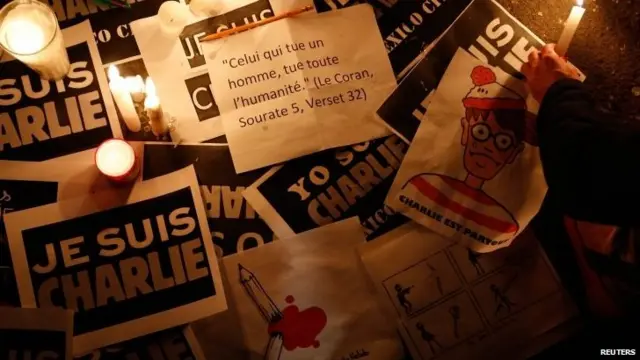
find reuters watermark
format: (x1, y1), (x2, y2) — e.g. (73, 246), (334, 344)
(600, 349), (636, 356)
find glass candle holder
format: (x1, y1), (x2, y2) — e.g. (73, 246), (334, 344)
(0, 0), (70, 80)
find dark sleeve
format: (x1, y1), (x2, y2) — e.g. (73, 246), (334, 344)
(537, 79), (640, 226)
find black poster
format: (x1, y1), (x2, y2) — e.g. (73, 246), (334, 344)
(143, 144), (274, 256)
(314, 0), (472, 76)
(377, 0), (545, 143)
(0, 42), (114, 161)
(52, 0), (175, 64)
(76, 327), (204, 360)
(0, 179), (59, 305)
(179, 0), (274, 69)
(184, 73), (220, 122)
(0, 329), (66, 360)
(0, 307), (72, 360)
(4, 168), (226, 353)
(250, 136), (409, 241)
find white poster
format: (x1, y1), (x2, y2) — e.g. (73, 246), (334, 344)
(0, 21), (122, 162)
(387, 49), (546, 253)
(192, 218), (403, 360)
(202, 4), (397, 173)
(358, 223), (578, 360)
(4, 166), (227, 354)
(130, 0), (277, 143)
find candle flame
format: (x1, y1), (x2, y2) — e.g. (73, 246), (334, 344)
(577, 0), (584, 7)
(145, 77), (157, 96)
(108, 65), (120, 81)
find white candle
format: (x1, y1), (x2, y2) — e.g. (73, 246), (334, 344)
(158, 1), (190, 36)
(144, 78), (169, 137)
(126, 75), (146, 103)
(108, 65), (141, 133)
(95, 139), (139, 183)
(556, 0), (586, 57)
(0, 0), (70, 80)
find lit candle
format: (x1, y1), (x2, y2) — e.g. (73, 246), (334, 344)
(157, 1), (190, 36)
(95, 139), (140, 183)
(126, 75), (146, 103)
(144, 78), (169, 137)
(556, 0), (586, 57)
(0, 0), (70, 80)
(108, 65), (141, 133)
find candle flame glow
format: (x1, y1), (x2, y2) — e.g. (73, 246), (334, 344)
(4, 19), (46, 55)
(96, 139), (135, 178)
(108, 65), (120, 81)
(145, 77), (157, 96)
(577, 0), (584, 7)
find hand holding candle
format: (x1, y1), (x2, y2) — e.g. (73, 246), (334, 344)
(108, 65), (142, 133)
(556, 0), (586, 57)
(144, 78), (169, 137)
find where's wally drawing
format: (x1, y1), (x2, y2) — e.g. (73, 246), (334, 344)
(387, 49), (547, 253)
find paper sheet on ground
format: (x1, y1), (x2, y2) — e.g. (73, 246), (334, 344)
(4, 166), (227, 354)
(386, 49), (547, 253)
(0, 307), (74, 360)
(202, 4), (396, 173)
(192, 218), (403, 360)
(358, 223), (578, 360)
(131, 0), (277, 143)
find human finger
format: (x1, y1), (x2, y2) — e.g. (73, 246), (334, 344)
(541, 43), (556, 56)
(521, 62), (533, 79)
(527, 49), (540, 68)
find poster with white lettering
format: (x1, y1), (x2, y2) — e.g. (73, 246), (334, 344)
(314, 0), (472, 78)
(51, 0), (176, 65)
(4, 166), (227, 355)
(377, 0), (550, 144)
(0, 21), (121, 162)
(75, 326), (205, 360)
(243, 135), (409, 241)
(0, 307), (74, 360)
(142, 143), (275, 257)
(193, 218), (403, 360)
(131, 0), (275, 143)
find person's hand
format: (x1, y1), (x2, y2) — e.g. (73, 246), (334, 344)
(521, 44), (580, 103)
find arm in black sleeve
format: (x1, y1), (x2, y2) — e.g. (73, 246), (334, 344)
(537, 79), (640, 226)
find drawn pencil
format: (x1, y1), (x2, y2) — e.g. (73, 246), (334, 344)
(239, 264), (283, 324)
(263, 333), (284, 360)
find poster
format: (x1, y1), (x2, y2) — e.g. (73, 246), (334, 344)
(376, 0), (555, 144)
(0, 21), (121, 162)
(386, 49), (546, 253)
(203, 4), (397, 173)
(142, 143), (275, 257)
(243, 135), (409, 241)
(193, 218), (403, 360)
(130, 0), (276, 143)
(314, 0), (473, 78)
(0, 307), (74, 360)
(4, 166), (227, 354)
(76, 326), (205, 360)
(358, 223), (578, 360)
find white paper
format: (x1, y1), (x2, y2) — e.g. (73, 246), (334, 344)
(4, 166), (227, 355)
(192, 218), (403, 360)
(358, 223), (578, 360)
(202, 4), (396, 173)
(386, 49), (547, 253)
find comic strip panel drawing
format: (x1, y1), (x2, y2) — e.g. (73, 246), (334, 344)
(448, 232), (540, 283)
(383, 252), (462, 318)
(405, 293), (486, 360)
(397, 65), (538, 246)
(238, 264), (328, 360)
(470, 252), (561, 325)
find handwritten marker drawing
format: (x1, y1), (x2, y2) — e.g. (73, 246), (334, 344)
(238, 264), (328, 359)
(448, 305), (461, 339)
(467, 249), (485, 275)
(394, 284), (414, 315)
(0, 191), (11, 202)
(416, 322), (442, 355)
(490, 275), (518, 316)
